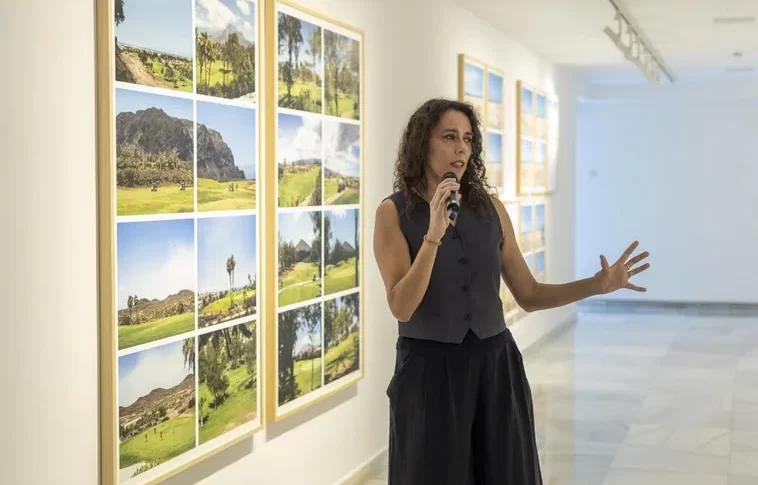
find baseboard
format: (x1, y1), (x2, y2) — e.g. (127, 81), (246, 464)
(333, 447), (388, 485)
(577, 298), (758, 317)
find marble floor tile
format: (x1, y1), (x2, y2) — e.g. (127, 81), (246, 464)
(730, 476), (758, 485)
(733, 401), (758, 432)
(734, 371), (758, 402)
(602, 469), (727, 485)
(731, 431), (758, 478)
(622, 425), (731, 457)
(635, 391), (733, 428)
(610, 445), (731, 474)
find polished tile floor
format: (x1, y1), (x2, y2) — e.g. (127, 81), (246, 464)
(368, 310), (758, 484)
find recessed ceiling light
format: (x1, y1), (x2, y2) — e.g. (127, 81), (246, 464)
(713, 16), (756, 24)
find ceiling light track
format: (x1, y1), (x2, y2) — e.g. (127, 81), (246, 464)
(603, 0), (675, 84)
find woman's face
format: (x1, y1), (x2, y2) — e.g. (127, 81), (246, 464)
(425, 109), (472, 184)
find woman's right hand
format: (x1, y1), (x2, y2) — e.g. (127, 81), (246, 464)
(427, 178), (460, 242)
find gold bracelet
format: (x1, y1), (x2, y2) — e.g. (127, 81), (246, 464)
(423, 234), (441, 246)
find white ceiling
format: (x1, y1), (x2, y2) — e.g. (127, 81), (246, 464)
(454, 0), (758, 84)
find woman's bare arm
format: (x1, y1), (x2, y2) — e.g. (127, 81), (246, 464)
(373, 199), (439, 322)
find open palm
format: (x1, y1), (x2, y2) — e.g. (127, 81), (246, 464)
(595, 240), (650, 294)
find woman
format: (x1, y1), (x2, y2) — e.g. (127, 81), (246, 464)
(372, 98), (650, 484)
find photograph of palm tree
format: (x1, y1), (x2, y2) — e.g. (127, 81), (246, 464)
(277, 10), (322, 114)
(195, 0), (257, 102)
(324, 293), (359, 385)
(278, 210), (322, 307)
(197, 215), (258, 327)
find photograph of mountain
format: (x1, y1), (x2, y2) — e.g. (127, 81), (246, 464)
(278, 210), (322, 307)
(115, 88), (195, 216)
(118, 339), (196, 481)
(323, 120), (360, 206)
(196, 101), (257, 211)
(117, 219), (196, 350)
(195, 0), (257, 102)
(324, 293), (359, 385)
(114, 0), (193, 93)
(324, 208), (359, 295)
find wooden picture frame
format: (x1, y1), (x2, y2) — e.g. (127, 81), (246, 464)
(516, 80), (550, 195)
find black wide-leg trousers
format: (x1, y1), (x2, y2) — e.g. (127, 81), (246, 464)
(386, 329), (543, 485)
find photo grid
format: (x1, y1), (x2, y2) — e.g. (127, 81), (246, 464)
(274, 1), (363, 416)
(517, 80), (549, 195)
(112, 0), (261, 482)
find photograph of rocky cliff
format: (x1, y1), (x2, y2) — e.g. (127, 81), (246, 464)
(197, 101), (257, 212)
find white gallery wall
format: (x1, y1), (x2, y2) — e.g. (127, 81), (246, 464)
(576, 80), (758, 304)
(0, 0), (582, 483)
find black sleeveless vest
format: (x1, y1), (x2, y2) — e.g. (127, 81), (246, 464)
(385, 189), (507, 343)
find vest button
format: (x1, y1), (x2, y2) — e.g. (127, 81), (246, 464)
(463, 313), (471, 321)
(459, 257), (468, 264)
(461, 285), (469, 292)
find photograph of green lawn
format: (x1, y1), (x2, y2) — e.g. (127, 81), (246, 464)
(114, 0), (194, 93)
(198, 215), (258, 327)
(324, 208), (359, 295)
(278, 10), (322, 114)
(115, 88), (195, 216)
(196, 101), (257, 212)
(198, 321), (257, 444)
(118, 339), (196, 481)
(278, 210), (322, 307)
(277, 112), (322, 207)
(195, 0), (257, 103)
(323, 120), (359, 205)
(278, 302), (322, 406)
(324, 293), (360, 385)
(117, 219), (195, 350)
(324, 29), (360, 120)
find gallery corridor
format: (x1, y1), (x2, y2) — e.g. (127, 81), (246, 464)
(368, 307), (758, 485)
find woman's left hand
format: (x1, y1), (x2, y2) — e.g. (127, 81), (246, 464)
(595, 240), (650, 294)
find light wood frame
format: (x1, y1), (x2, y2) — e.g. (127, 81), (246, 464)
(97, 0), (365, 483)
(516, 79), (551, 195)
(457, 54), (505, 192)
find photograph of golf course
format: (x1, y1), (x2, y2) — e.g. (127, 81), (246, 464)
(278, 302), (322, 406)
(324, 29), (360, 120)
(324, 293), (359, 385)
(520, 202), (533, 253)
(486, 131), (503, 189)
(323, 120), (360, 205)
(115, 88), (195, 216)
(278, 210), (322, 307)
(114, 0), (193, 93)
(195, 0), (257, 102)
(197, 215), (257, 328)
(487, 70), (504, 131)
(534, 202), (545, 249)
(198, 321), (257, 444)
(462, 59), (484, 118)
(117, 219), (196, 351)
(277, 112), (322, 207)
(324, 208), (359, 295)
(196, 101), (257, 212)
(520, 84), (534, 135)
(536, 92), (547, 139)
(118, 338), (196, 481)
(277, 10), (322, 114)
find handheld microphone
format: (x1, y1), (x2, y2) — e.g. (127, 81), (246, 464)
(443, 171), (460, 221)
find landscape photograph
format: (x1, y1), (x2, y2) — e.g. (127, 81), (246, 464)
(535, 250), (545, 282)
(487, 70), (504, 130)
(277, 112), (322, 207)
(535, 203), (545, 249)
(198, 321), (257, 444)
(324, 29), (360, 120)
(196, 101), (257, 212)
(277, 11), (322, 113)
(323, 120), (360, 205)
(520, 136), (534, 191)
(520, 203), (533, 253)
(115, 88), (195, 216)
(278, 210), (322, 307)
(463, 59), (484, 118)
(114, 0), (193, 93)
(118, 339), (196, 481)
(197, 215), (257, 328)
(195, 0), (257, 102)
(520, 84), (534, 135)
(536, 92), (547, 138)
(278, 303), (322, 406)
(117, 219), (196, 350)
(324, 293), (359, 385)
(534, 139), (547, 189)
(486, 131), (503, 189)
(324, 208), (359, 295)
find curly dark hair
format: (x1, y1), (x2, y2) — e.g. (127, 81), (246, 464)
(393, 98), (497, 216)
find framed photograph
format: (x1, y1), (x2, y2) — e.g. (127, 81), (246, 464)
(458, 54), (505, 193)
(516, 80), (549, 195)
(265, 0), (364, 422)
(547, 95), (560, 193)
(99, 0), (263, 483)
